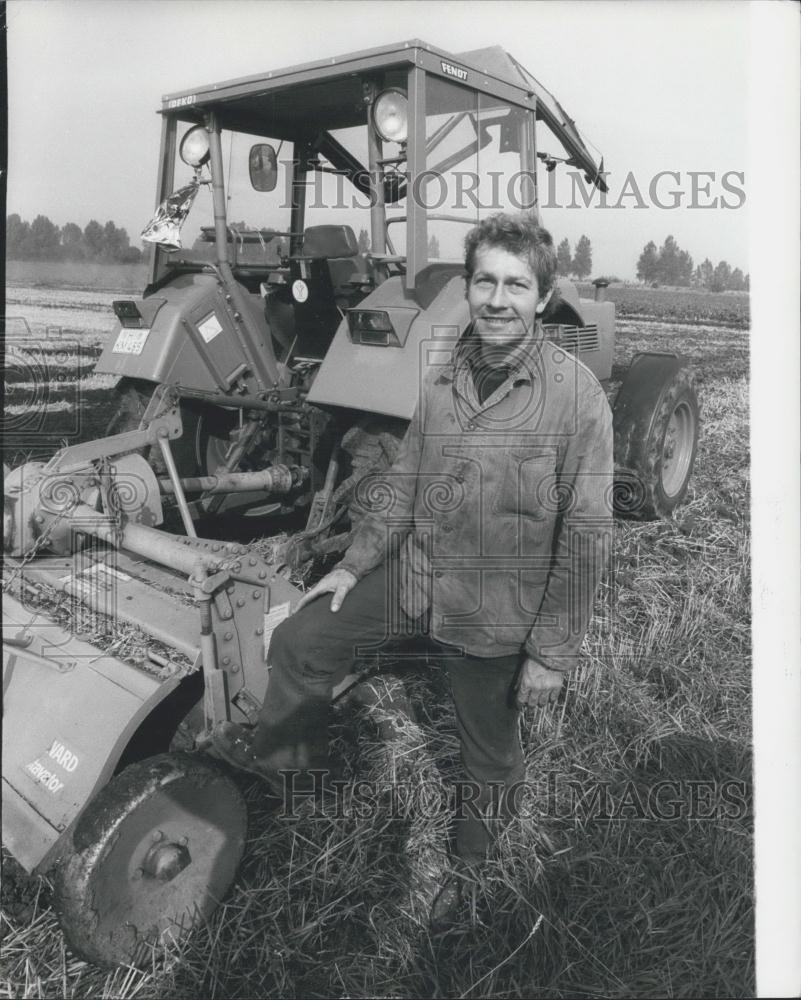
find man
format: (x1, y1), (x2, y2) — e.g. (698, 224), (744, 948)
(213, 212), (613, 923)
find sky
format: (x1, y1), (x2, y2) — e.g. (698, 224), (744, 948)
(6, 0), (751, 279)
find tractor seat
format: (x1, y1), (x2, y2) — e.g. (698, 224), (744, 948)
(296, 224), (370, 298)
(301, 225), (359, 259)
(287, 226), (370, 360)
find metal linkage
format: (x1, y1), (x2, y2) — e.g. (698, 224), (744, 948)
(158, 464), (307, 497)
(157, 436), (197, 538)
(46, 385), (184, 477)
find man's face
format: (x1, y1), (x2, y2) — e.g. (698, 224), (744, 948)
(466, 245), (548, 348)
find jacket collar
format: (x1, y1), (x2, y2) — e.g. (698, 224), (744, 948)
(435, 321), (545, 387)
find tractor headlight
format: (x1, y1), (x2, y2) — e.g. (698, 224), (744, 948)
(347, 308), (417, 347)
(179, 126), (211, 167)
(348, 310), (398, 346)
(372, 89), (408, 144)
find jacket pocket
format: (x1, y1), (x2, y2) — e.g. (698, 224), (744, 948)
(494, 569), (549, 647)
(492, 450), (558, 518)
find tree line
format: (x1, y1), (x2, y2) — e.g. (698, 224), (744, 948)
(556, 235), (593, 280)
(637, 235), (748, 292)
(6, 214), (144, 263)
(9, 211), (746, 292)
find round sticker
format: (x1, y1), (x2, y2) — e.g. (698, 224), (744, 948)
(292, 279), (309, 303)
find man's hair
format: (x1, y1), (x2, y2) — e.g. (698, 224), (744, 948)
(464, 213), (558, 296)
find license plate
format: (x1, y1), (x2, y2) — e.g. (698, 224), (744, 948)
(112, 328), (150, 355)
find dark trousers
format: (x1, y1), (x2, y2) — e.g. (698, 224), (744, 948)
(254, 561), (525, 863)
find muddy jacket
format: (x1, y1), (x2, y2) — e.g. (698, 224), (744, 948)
(338, 327), (613, 671)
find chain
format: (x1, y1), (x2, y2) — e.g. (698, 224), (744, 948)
(4, 513), (62, 592)
(97, 456), (126, 549)
(2, 500), (80, 594)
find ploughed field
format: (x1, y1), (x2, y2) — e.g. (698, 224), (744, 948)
(576, 281), (750, 329)
(2, 264), (751, 999)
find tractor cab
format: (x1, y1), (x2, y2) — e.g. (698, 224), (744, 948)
(124, 40), (611, 409)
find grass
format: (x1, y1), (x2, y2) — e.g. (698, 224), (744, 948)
(0, 288), (752, 996)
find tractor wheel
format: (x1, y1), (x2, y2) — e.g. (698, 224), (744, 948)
(105, 377), (235, 480)
(613, 363), (700, 519)
(53, 752), (247, 969)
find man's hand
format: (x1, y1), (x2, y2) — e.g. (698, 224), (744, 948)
(515, 657), (564, 709)
(295, 568), (358, 614)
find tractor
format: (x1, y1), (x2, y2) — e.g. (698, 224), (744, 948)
(2, 40), (699, 967)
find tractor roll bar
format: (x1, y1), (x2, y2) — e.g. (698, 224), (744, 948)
(204, 113), (285, 392)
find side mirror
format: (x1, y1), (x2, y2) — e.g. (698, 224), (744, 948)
(249, 144), (278, 192)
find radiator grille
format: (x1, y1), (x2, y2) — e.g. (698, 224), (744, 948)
(543, 324), (600, 354)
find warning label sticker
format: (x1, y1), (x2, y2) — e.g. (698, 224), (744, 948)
(59, 561), (132, 588)
(198, 313), (224, 343)
(263, 602), (291, 659)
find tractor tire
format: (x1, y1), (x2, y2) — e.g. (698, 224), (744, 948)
(104, 377), (236, 480)
(53, 752), (247, 969)
(613, 360), (700, 520)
